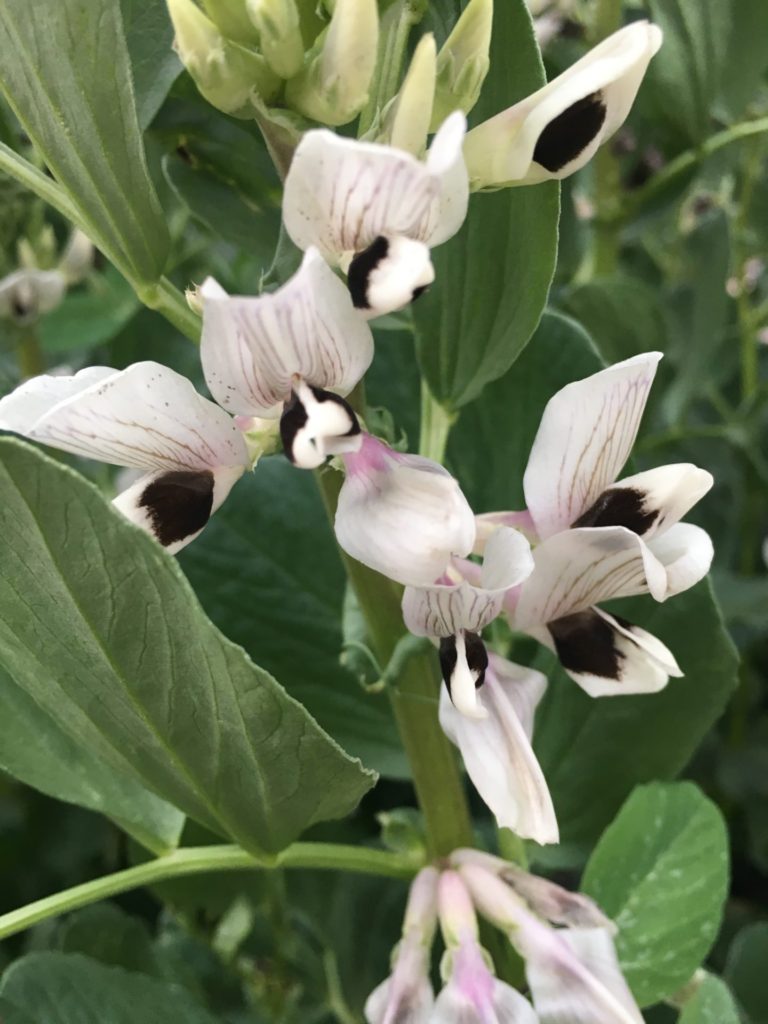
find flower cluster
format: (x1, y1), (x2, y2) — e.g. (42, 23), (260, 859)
(367, 853), (641, 1024)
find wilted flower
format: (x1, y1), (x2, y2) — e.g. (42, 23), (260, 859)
(481, 352), (713, 696)
(365, 866), (438, 1024)
(282, 112), (469, 317)
(0, 363), (250, 552)
(334, 433), (475, 587)
(200, 247), (373, 468)
(464, 21), (663, 188)
(435, 869), (538, 1023)
(459, 861), (644, 1024)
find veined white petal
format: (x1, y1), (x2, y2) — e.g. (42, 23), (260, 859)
(474, 509), (538, 552)
(402, 528), (533, 637)
(0, 268), (67, 324)
(490, 652), (547, 741)
(546, 606), (682, 697)
(200, 248), (373, 417)
(513, 526), (667, 631)
(112, 463), (244, 554)
(574, 463), (714, 539)
(335, 434), (476, 587)
(282, 112), (468, 262)
(3, 363), (249, 473)
(523, 352), (662, 539)
(646, 522), (714, 597)
(364, 931), (435, 1024)
(464, 21), (662, 186)
(440, 660), (558, 844)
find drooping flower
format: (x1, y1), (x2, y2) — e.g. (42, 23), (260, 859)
(480, 352), (713, 696)
(334, 433), (475, 587)
(460, 861), (644, 1024)
(281, 112), (469, 317)
(435, 870), (538, 1023)
(0, 363), (250, 552)
(463, 21), (663, 189)
(365, 866), (438, 1024)
(200, 247), (374, 469)
(0, 228), (93, 326)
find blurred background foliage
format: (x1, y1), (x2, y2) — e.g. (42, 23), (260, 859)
(0, 0), (766, 1021)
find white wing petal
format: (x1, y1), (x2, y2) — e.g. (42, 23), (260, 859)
(646, 522), (714, 597)
(0, 367), (117, 433)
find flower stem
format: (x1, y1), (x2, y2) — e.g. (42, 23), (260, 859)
(136, 277), (202, 344)
(419, 379), (456, 463)
(316, 468), (475, 858)
(357, 0), (426, 136)
(16, 327), (44, 378)
(0, 842), (416, 942)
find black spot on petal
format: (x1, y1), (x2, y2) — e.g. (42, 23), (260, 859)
(549, 610), (623, 680)
(533, 91), (607, 172)
(347, 236), (389, 309)
(439, 631), (489, 702)
(139, 470), (214, 547)
(279, 384), (360, 464)
(572, 486), (659, 536)
(411, 284), (429, 302)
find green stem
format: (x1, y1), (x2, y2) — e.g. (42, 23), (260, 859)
(17, 327), (44, 378)
(357, 0), (424, 136)
(620, 117), (768, 222)
(0, 842), (415, 941)
(734, 138), (765, 403)
(419, 379), (456, 463)
(317, 468), (474, 858)
(137, 277), (202, 344)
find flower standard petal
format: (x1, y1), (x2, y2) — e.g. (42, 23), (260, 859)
(0, 366), (117, 432)
(523, 352), (662, 539)
(335, 434), (476, 587)
(464, 21), (662, 187)
(200, 248), (374, 418)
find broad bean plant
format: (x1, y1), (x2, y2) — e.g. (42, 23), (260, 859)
(0, 0), (765, 1021)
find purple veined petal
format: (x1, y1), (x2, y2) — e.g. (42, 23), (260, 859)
(545, 605), (682, 698)
(0, 362), (249, 473)
(645, 522), (714, 597)
(572, 463), (713, 540)
(282, 112), (468, 263)
(439, 658), (558, 843)
(200, 248), (374, 417)
(335, 434), (476, 587)
(464, 21), (662, 187)
(523, 352), (662, 539)
(513, 526), (668, 632)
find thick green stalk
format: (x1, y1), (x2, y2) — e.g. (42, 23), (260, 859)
(0, 842), (415, 941)
(358, 0), (425, 135)
(419, 379), (456, 463)
(317, 468), (474, 858)
(137, 277), (202, 344)
(16, 327), (44, 378)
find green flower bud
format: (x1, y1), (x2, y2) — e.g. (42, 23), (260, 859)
(167, 0), (279, 117)
(246, 0), (305, 79)
(431, 0), (492, 130)
(380, 33), (437, 156)
(284, 0), (378, 126)
(200, 0), (259, 45)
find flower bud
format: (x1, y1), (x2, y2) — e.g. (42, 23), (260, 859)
(284, 0), (378, 126)
(201, 0), (260, 45)
(58, 229), (94, 285)
(379, 33), (437, 156)
(246, 0), (305, 79)
(167, 0), (279, 117)
(431, 0), (492, 129)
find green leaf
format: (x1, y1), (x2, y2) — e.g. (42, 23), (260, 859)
(563, 276), (669, 366)
(725, 922), (768, 1024)
(0, 953), (219, 1024)
(715, 0), (768, 119)
(121, 0), (182, 130)
(448, 310), (602, 512)
(678, 975), (741, 1024)
(645, 0), (731, 145)
(0, 662), (184, 855)
(40, 269), (141, 357)
(53, 905), (159, 977)
(179, 458), (408, 779)
(582, 782), (729, 1007)
(0, 0), (170, 283)
(0, 438), (375, 856)
(535, 580), (738, 856)
(412, 0), (559, 410)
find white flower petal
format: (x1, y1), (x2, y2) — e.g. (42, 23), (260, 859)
(440, 661), (559, 844)
(490, 653), (547, 741)
(0, 268), (67, 323)
(282, 113), (468, 262)
(112, 463), (244, 554)
(547, 606), (682, 698)
(489, 981), (540, 1024)
(575, 463), (713, 538)
(645, 522), (714, 597)
(524, 925), (644, 1024)
(523, 352), (661, 539)
(5, 362), (249, 472)
(335, 435), (475, 587)
(364, 932), (435, 1024)
(464, 21), (663, 186)
(200, 248), (374, 417)
(348, 235), (435, 318)
(514, 526), (667, 630)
